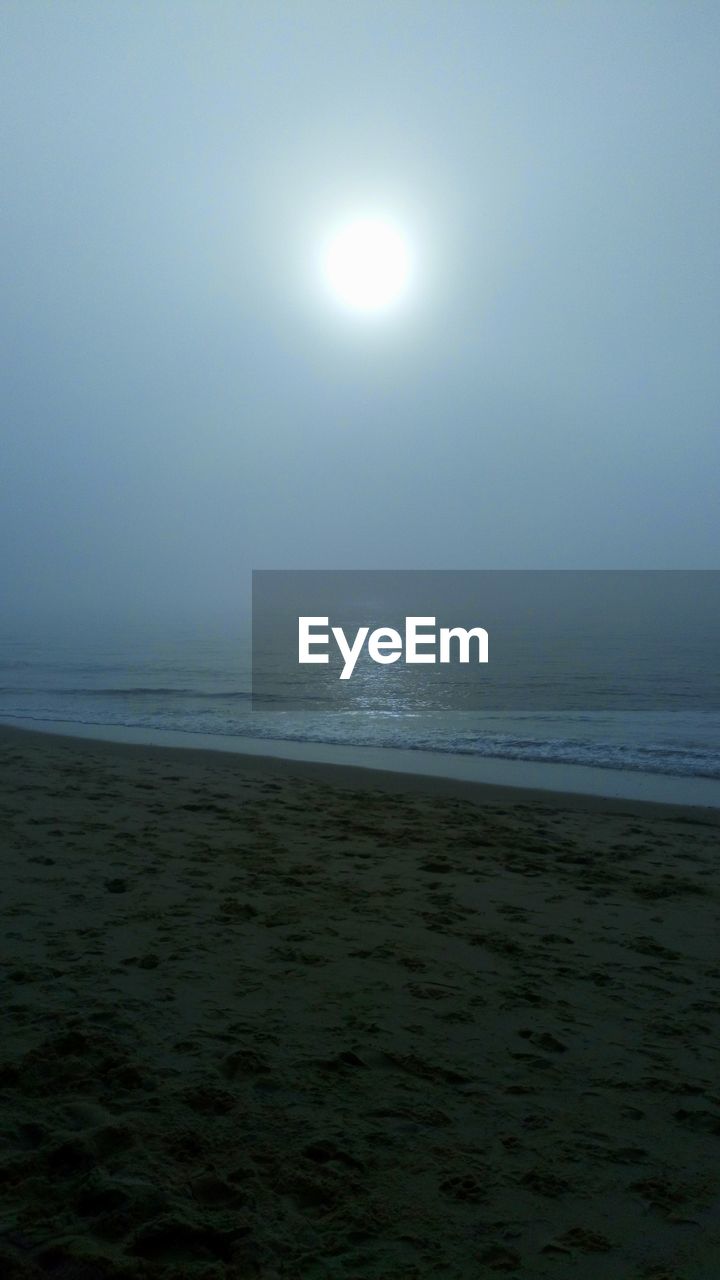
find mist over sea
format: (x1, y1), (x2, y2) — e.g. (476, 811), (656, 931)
(2, 625), (720, 782)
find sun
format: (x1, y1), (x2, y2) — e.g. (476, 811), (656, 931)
(321, 217), (412, 314)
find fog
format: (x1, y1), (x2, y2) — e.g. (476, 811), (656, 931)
(2, 1), (719, 630)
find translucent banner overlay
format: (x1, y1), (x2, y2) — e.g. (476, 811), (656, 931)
(252, 570), (720, 712)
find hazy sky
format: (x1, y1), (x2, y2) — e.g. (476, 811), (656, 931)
(2, 1), (719, 626)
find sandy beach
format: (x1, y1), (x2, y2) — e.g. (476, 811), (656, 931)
(1, 723), (719, 1279)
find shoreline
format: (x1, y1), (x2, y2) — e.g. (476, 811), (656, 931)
(2, 716), (720, 816)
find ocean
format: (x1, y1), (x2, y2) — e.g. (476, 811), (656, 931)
(2, 623), (720, 783)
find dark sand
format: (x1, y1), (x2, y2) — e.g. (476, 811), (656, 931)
(1, 724), (719, 1279)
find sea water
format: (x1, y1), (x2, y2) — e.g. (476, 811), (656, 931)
(1, 623), (719, 782)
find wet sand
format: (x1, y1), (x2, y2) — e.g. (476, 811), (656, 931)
(1, 724), (719, 1278)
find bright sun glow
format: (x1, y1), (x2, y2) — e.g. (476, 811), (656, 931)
(321, 217), (412, 314)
